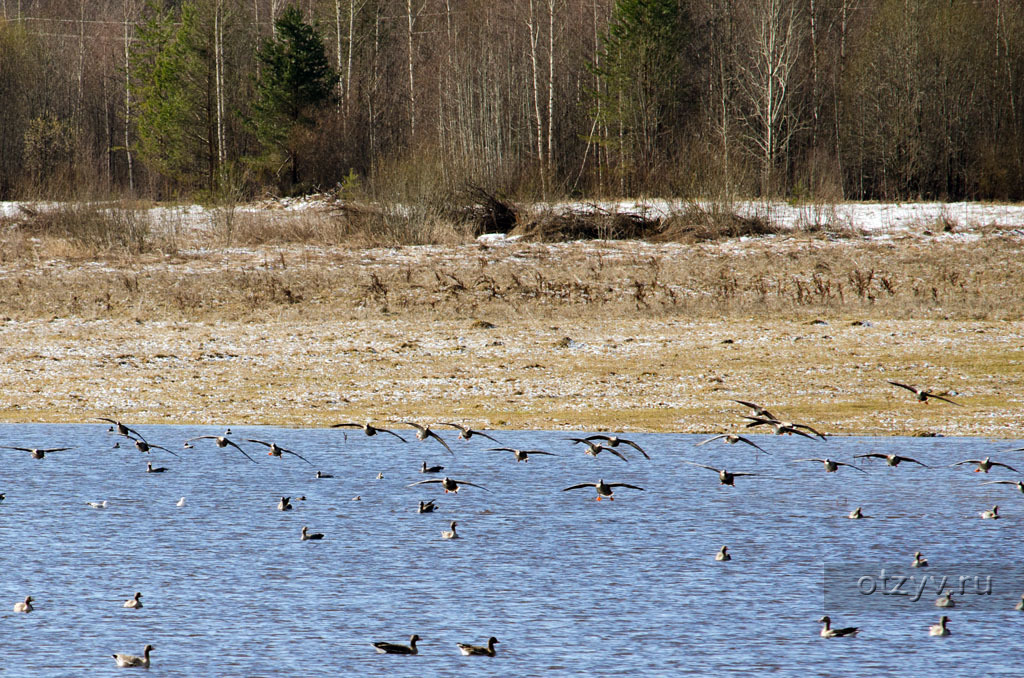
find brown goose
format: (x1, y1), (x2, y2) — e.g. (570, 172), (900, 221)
(888, 381), (962, 405)
(457, 637), (499, 656)
(399, 422), (454, 455)
(331, 422), (408, 443)
(818, 616), (859, 638)
(132, 438), (180, 458)
(112, 644), (153, 668)
(439, 423), (502, 444)
(406, 477), (490, 494)
(950, 457), (1019, 473)
(696, 433), (768, 455)
(246, 439), (313, 465)
(0, 446), (73, 460)
(420, 461), (444, 473)
(562, 478), (644, 501)
(123, 592), (143, 609)
(300, 525), (324, 540)
(981, 479), (1024, 493)
(583, 434), (650, 459)
(566, 438), (629, 462)
(792, 458), (867, 474)
(441, 521), (460, 539)
(184, 435), (256, 463)
(13, 596), (33, 613)
(146, 461), (168, 473)
(684, 462), (757, 486)
(373, 634), (420, 655)
(97, 417), (147, 442)
(854, 452), (930, 468)
(929, 616), (951, 636)
(488, 447), (557, 463)
(715, 545), (732, 561)
(743, 416), (826, 440)
(912, 551), (929, 568)
(731, 399), (777, 420)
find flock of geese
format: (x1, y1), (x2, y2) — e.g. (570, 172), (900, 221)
(4, 380), (1024, 666)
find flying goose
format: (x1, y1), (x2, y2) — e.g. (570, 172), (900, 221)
(184, 436), (257, 463)
(86, 500), (109, 509)
(950, 457), (1019, 473)
(929, 616), (951, 636)
(13, 596), (33, 612)
(112, 644), (153, 668)
(300, 525), (324, 540)
(684, 461), (757, 486)
(566, 438), (629, 462)
(277, 497), (292, 511)
(583, 435), (650, 459)
(123, 592), (143, 609)
(743, 417), (826, 440)
(246, 439), (313, 465)
(818, 616), (859, 638)
(439, 423), (502, 444)
(888, 381), (962, 405)
(731, 399), (777, 420)
(372, 634), (420, 655)
(146, 461), (167, 473)
(420, 461), (444, 473)
(696, 433), (768, 455)
(417, 500), (436, 513)
(457, 637), (499, 656)
(130, 437), (180, 458)
(406, 477), (490, 494)
(488, 447), (557, 463)
(562, 479), (644, 500)
(441, 521), (460, 539)
(793, 458), (867, 474)
(399, 422), (454, 455)
(715, 545), (731, 561)
(981, 479), (1024, 493)
(331, 422), (408, 442)
(936, 590), (955, 608)
(97, 417), (146, 442)
(854, 452), (930, 468)
(980, 505), (1000, 519)
(912, 551), (928, 568)
(0, 446), (73, 459)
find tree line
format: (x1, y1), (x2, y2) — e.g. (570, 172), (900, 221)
(1, 0), (1022, 203)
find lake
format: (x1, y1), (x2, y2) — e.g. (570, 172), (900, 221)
(2, 424), (1022, 676)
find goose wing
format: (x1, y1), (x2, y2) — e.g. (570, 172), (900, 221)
(695, 434), (728, 447)
(406, 478), (444, 487)
(607, 482), (645, 491)
(562, 482), (597, 491)
(451, 479), (491, 492)
(684, 461), (721, 473)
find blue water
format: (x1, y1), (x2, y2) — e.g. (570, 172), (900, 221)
(1, 425), (1022, 676)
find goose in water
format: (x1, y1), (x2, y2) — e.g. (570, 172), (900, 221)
(123, 592), (143, 609)
(818, 616), (859, 638)
(715, 546), (731, 561)
(185, 435), (257, 463)
(439, 423), (502, 444)
(375, 472), (384, 480)
(175, 497), (186, 507)
(793, 458), (867, 474)
(1015, 594), (1024, 611)
(854, 452), (930, 468)
(442, 521), (460, 539)
(684, 462), (757, 486)
(929, 616), (951, 636)
(457, 637), (499, 656)
(417, 500), (437, 514)
(981, 479), (1024, 493)
(331, 421), (408, 442)
(0, 445), (73, 459)
(300, 525), (324, 541)
(912, 551), (929, 568)
(936, 591), (955, 608)
(86, 500), (109, 509)
(950, 457), (1019, 473)
(696, 433), (768, 455)
(583, 434), (650, 459)
(406, 477), (490, 494)
(980, 505), (1000, 519)
(146, 462), (167, 473)
(566, 438), (629, 462)
(13, 596), (33, 612)
(488, 447), (557, 463)
(847, 507), (869, 519)
(398, 422), (454, 455)
(420, 461), (444, 473)
(743, 416), (826, 441)
(131, 438), (180, 458)
(373, 634), (420, 655)
(278, 497), (293, 511)
(112, 644), (153, 668)
(888, 380), (962, 405)
(246, 439), (313, 465)
(97, 417), (147, 442)
(315, 470), (334, 478)
(562, 479), (644, 501)
(731, 399), (777, 420)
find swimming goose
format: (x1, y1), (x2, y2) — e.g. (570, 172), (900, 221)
(439, 423), (502, 444)
(375, 472), (384, 480)
(112, 644), (153, 668)
(929, 616), (951, 636)
(331, 422), (408, 442)
(912, 551), (928, 567)
(0, 492), (5, 502)
(184, 435), (257, 463)
(399, 422), (454, 455)
(684, 461), (757, 486)
(300, 525), (324, 540)
(715, 545), (731, 561)
(97, 417), (147, 442)
(420, 461), (444, 473)
(854, 452), (930, 468)
(131, 438), (180, 458)
(562, 479), (644, 500)
(0, 445), (73, 459)
(847, 507), (868, 519)
(888, 381), (962, 405)
(418, 500), (437, 513)
(936, 590), (955, 608)
(315, 470), (334, 479)
(583, 435), (650, 459)
(793, 458), (867, 474)
(488, 447), (557, 463)
(950, 457), (1019, 473)
(246, 439), (313, 465)
(696, 433), (768, 454)
(731, 399), (777, 420)
(818, 616), (858, 638)
(278, 497), (293, 511)
(743, 416), (826, 440)
(566, 438), (629, 462)
(1015, 594), (1024, 611)
(176, 497), (186, 507)
(146, 461), (167, 473)
(406, 477), (490, 493)
(86, 500), (109, 509)
(123, 592), (143, 609)
(442, 521), (460, 539)
(457, 637), (499, 656)
(980, 505), (1000, 519)
(372, 634), (419, 655)
(981, 479), (1024, 493)
(13, 596), (33, 612)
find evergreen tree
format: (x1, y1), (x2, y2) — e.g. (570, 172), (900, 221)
(251, 5), (339, 189)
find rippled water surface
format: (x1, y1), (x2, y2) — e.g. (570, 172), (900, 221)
(2, 425), (1022, 676)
